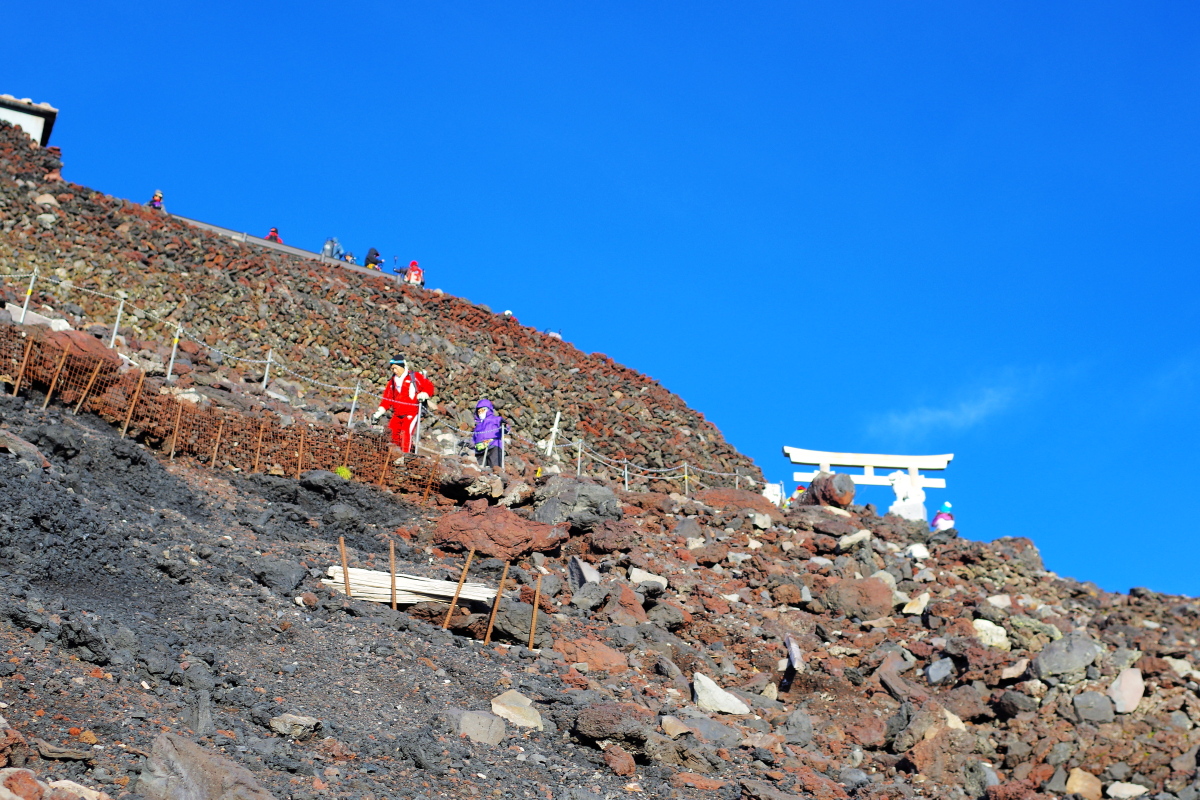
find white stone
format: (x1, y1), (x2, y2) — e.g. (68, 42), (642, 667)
(1108, 668), (1145, 714)
(1106, 782), (1148, 799)
(914, 568), (935, 581)
(837, 530), (873, 552)
(1001, 659), (1030, 681)
(903, 592), (930, 615)
(720, 593), (741, 604)
(888, 500), (928, 522)
(270, 713), (320, 738)
(780, 541), (795, 553)
(870, 570), (897, 590)
(491, 690), (543, 730)
(34, 193), (59, 207)
(904, 543), (931, 560)
(686, 537), (706, 550)
(693, 673), (751, 715)
(747, 538), (763, 549)
(810, 557), (833, 567)
(986, 594), (1012, 609)
(628, 568), (667, 591)
(48, 782), (106, 800)
(750, 513), (772, 530)
(972, 619), (1010, 650)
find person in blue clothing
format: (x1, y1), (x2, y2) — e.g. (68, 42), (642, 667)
(471, 398), (504, 468)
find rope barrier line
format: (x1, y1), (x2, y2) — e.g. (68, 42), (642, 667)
(0, 270), (760, 492)
(0, 325), (438, 493)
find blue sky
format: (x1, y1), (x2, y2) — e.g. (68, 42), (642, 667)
(11, 2), (1200, 596)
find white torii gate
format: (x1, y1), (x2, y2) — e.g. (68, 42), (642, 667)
(783, 447), (954, 521)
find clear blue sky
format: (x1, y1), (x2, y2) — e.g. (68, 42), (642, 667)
(11, 3), (1200, 596)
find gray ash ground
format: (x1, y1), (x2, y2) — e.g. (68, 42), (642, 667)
(0, 393), (646, 800)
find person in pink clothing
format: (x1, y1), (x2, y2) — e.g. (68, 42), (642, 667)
(930, 502), (955, 531)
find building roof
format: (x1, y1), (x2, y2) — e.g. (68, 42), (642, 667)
(0, 94), (59, 147)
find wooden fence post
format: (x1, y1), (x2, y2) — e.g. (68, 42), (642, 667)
(169, 400), (184, 460)
(41, 343), (72, 410)
(211, 418), (225, 469)
(442, 549), (476, 629)
(120, 372), (147, 438)
(73, 359), (104, 415)
(11, 338), (33, 397)
(483, 562), (510, 645)
(295, 427), (306, 479)
(252, 417), (266, 473)
(528, 574), (544, 650)
(339, 536), (352, 599)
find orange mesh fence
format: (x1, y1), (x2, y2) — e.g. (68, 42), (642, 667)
(2, 325), (434, 494)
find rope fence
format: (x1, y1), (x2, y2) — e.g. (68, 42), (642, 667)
(0, 324), (438, 494)
(0, 267), (769, 497)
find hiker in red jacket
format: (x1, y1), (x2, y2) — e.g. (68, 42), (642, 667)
(371, 355), (435, 453)
(265, 227), (284, 244)
(403, 260), (425, 288)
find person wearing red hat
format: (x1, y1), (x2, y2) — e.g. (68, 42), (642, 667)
(265, 227), (284, 244)
(403, 260), (425, 288)
(371, 355), (436, 453)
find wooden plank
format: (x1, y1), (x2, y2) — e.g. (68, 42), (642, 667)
(783, 446), (954, 471)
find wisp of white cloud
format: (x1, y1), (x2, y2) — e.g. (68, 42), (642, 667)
(867, 385), (1018, 441)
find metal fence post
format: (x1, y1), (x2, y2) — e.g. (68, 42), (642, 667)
(576, 439), (583, 475)
(683, 463), (689, 497)
(19, 268), (37, 324)
(109, 297), (125, 348)
(261, 349), (273, 391)
(165, 324), (182, 382)
(347, 381), (361, 428)
(623, 461), (629, 492)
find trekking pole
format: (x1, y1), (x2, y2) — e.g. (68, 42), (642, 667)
(347, 381), (361, 429)
(261, 349), (273, 391)
(109, 297), (125, 348)
(18, 268), (37, 324)
(412, 402), (424, 455)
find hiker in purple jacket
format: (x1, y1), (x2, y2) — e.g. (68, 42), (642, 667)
(471, 398), (504, 469)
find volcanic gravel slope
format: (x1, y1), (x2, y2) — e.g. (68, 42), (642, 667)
(0, 119), (759, 484)
(0, 381), (1199, 800)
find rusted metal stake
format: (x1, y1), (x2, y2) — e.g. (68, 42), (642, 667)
(120, 371), (146, 438)
(389, 540), (397, 610)
(73, 359), (104, 415)
(41, 342), (73, 410)
(252, 417), (266, 473)
(211, 418), (225, 469)
(377, 450), (391, 487)
(442, 548), (475, 629)
(169, 399), (184, 460)
(483, 562), (510, 645)
(295, 426), (306, 479)
(339, 536), (352, 598)
(341, 430), (354, 469)
(421, 459), (439, 506)
(12, 338), (33, 397)
(528, 573), (544, 650)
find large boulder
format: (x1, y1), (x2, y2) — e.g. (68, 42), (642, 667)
(137, 732), (275, 800)
(1031, 631), (1101, 679)
(531, 476), (622, 532)
(694, 488), (783, 522)
(821, 577), (892, 621)
(433, 499), (568, 560)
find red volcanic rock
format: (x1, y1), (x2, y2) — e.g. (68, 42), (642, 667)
(432, 499), (567, 560)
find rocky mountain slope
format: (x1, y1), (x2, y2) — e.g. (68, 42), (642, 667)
(0, 346), (1197, 800)
(0, 119), (759, 484)
(0, 120), (1197, 800)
